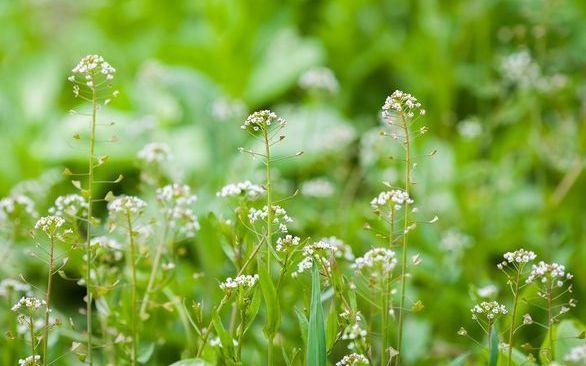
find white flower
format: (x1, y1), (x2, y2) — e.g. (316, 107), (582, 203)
(90, 236), (122, 250)
(241, 110), (286, 131)
(503, 249), (537, 264)
(299, 67), (339, 94)
(219, 274), (259, 291)
(565, 344), (586, 364)
(49, 194), (88, 218)
(11, 297), (46, 312)
(34, 216), (65, 236)
(336, 353), (369, 366)
(0, 194), (38, 220)
(70, 55), (115, 81)
(471, 301), (507, 321)
(248, 205), (293, 232)
(352, 248), (397, 275)
(523, 313), (533, 325)
(370, 190), (413, 211)
(156, 184), (199, 238)
(381, 90), (425, 122)
(0, 279), (31, 298)
(526, 261), (572, 287)
(477, 285), (498, 298)
(108, 196), (147, 215)
(276, 235), (301, 252)
(18, 355), (41, 366)
(137, 142), (172, 165)
(216, 181), (264, 199)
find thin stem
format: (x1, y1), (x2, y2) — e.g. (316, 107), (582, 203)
(85, 78), (98, 366)
(126, 212), (138, 366)
(43, 235), (55, 366)
(30, 311), (36, 358)
(263, 128), (275, 365)
(396, 114), (411, 365)
(487, 324), (493, 358)
(140, 225), (169, 318)
(381, 206), (394, 366)
(507, 269), (521, 366)
(547, 284), (555, 361)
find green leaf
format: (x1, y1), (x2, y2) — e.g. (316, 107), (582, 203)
(137, 342), (155, 364)
(448, 353), (469, 366)
(242, 287), (262, 334)
(295, 307), (309, 347)
(258, 259), (280, 338)
(168, 359), (212, 366)
(306, 262), (326, 366)
(325, 301), (338, 351)
(212, 312), (234, 357)
(489, 327), (499, 366)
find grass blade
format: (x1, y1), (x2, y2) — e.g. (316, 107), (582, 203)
(307, 262), (326, 366)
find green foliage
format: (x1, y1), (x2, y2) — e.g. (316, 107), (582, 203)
(307, 263), (326, 366)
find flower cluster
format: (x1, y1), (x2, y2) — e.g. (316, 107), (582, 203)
(248, 205), (293, 233)
(352, 248), (397, 276)
(276, 234), (301, 252)
(49, 194), (88, 218)
(18, 355), (41, 366)
(90, 236), (122, 250)
(321, 236), (354, 261)
(298, 66), (339, 94)
(526, 261), (573, 287)
(216, 181), (264, 200)
(470, 301), (507, 321)
(108, 196), (147, 216)
(340, 310), (368, 345)
(11, 297), (46, 312)
(370, 190), (413, 211)
(241, 110), (286, 132)
(156, 184), (199, 238)
(498, 249), (537, 269)
(34, 215), (66, 237)
(336, 353), (369, 366)
(70, 55), (116, 82)
(565, 344), (586, 364)
(292, 238), (349, 277)
(381, 90), (425, 122)
(219, 274), (259, 291)
(137, 142), (172, 165)
(0, 279), (31, 297)
(0, 194), (38, 220)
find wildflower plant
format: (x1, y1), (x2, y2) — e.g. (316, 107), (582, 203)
(67, 54), (120, 365)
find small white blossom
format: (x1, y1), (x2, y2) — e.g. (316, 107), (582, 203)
(49, 194), (88, 218)
(34, 215), (65, 236)
(370, 190), (413, 211)
(18, 355), (41, 366)
(0, 279), (32, 297)
(108, 196), (147, 215)
(248, 205), (293, 232)
(352, 248), (397, 276)
(216, 181), (264, 199)
(526, 261), (572, 287)
(138, 142), (172, 165)
(299, 67), (339, 94)
(219, 274), (259, 291)
(471, 301), (507, 321)
(276, 235), (301, 252)
(241, 110), (286, 131)
(565, 344), (586, 364)
(336, 353), (369, 366)
(381, 90), (425, 122)
(477, 285), (498, 298)
(11, 297), (46, 312)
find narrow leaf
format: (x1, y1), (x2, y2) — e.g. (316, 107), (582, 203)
(306, 262), (326, 366)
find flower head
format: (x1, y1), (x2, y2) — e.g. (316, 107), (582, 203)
(0, 194), (38, 221)
(18, 355), (41, 366)
(11, 297), (46, 312)
(471, 301), (507, 322)
(49, 194), (88, 218)
(526, 261), (573, 288)
(336, 353), (369, 366)
(219, 274), (259, 292)
(0, 279), (32, 298)
(108, 196), (147, 216)
(71, 55), (116, 82)
(34, 216), (66, 237)
(216, 181), (264, 200)
(352, 248), (397, 276)
(370, 190), (413, 211)
(381, 90), (425, 122)
(156, 184), (199, 238)
(241, 110), (286, 132)
(138, 142), (172, 165)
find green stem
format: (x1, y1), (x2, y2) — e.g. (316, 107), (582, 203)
(29, 312), (36, 358)
(396, 115), (411, 365)
(382, 207), (394, 366)
(507, 269), (521, 366)
(140, 225), (169, 318)
(547, 284), (555, 361)
(42, 235), (55, 366)
(263, 129), (275, 365)
(126, 212), (138, 366)
(85, 78), (97, 365)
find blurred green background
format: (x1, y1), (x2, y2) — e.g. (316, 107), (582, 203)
(1, 0), (585, 364)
